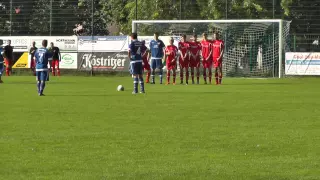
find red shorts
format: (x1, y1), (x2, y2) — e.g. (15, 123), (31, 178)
(189, 57), (200, 68)
(143, 58), (150, 71)
(51, 59), (60, 69)
(179, 57), (189, 69)
(202, 58), (212, 69)
(213, 57), (222, 68)
(166, 61), (176, 70)
(179, 57), (190, 68)
(4, 58), (11, 67)
(30, 59), (35, 68)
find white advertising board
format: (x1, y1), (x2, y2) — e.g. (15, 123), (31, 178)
(0, 36), (77, 52)
(78, 36), (129, 52)
(285, 52), (320, 75)
(60, 53), (78, 69)
(31, 36), (77, 52)
(0, 36), (29, 52)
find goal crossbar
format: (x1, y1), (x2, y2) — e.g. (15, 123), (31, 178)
(132, 19), (288, 78)
(132, 19), (283, 25)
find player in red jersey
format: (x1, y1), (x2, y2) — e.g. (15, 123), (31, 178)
(4, 40), (13, 76)
(200, 33), (213, 84)
(164, 38), (178, 85)
(29, 41), (37, 76)
(178, 35), (190, 84)
(49, 42), (61, 76)
(212, 32), (224, 85)
(141, 40), (151, 83)
(188, 34), (201, 84)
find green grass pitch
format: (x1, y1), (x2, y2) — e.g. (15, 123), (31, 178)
(0, 76), (319, 180)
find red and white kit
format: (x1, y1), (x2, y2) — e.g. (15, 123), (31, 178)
(178, 41), (189, 68)
(165, 45), (178, 70)
(201, 40), (212, 68)
(188, 41), (201, 68)
(212, 40), (224, 68)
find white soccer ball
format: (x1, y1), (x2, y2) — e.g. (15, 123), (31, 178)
(117, 85), (124, 91)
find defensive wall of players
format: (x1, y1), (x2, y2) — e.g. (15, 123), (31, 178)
(0, 35), (318, 76)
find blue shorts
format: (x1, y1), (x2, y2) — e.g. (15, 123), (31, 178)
(130, 62), (143, 75)
(0, 63), (3, 76)
(36, 71), (49, 81)
(151, 59), (163, 69)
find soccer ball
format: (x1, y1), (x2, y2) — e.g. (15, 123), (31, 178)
(117, 85), (124, 91)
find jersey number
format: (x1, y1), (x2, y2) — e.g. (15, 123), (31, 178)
(38, 53), (44, 63)
(136, 47), (141, 55)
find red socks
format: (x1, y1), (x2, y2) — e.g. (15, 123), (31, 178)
(219, 75), (222, 84)
(146, 72), (150, 83)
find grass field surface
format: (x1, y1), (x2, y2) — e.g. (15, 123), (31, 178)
(0, 76), (319, 180)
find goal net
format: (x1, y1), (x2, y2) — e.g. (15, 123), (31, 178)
(132, 20), (291, 78)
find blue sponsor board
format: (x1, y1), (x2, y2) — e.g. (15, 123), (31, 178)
(286, 60), (320, 65)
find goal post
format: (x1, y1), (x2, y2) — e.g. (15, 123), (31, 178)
(132, 19), (291, 78)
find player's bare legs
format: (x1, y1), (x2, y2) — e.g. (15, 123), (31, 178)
(56, 61), (60, 76)
(214, 67), (219, 85)
(191, 67), (195, 84)
(203, 68), (207, 84)
(196, 66), (200, 84)
(172, 68), (176, 85)
(31, 60), (36, 76)
(146, 69), (151, 83)
(5, 59), (10, 76)
(208, 68), (212, 84)
(185, 66), (189, 85)
(31, 67), (35, 76)
(179, 65), (184, 84)
(166, 70), (171, 85)
(218, 65), (223, 84)
(51, 61), (55, 76)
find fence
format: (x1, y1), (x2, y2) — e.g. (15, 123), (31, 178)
(1, 1), (319, 52)
(290, 34), (320, 52)
(1, 0), (320, 77)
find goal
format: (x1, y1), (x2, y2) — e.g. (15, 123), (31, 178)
(132, 20), (291, 78)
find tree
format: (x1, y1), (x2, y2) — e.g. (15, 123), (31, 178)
(28, 0), (109, 36)
(77, 0), (109, 36)
(112, 0), (201, 35)
(0, 1), (10, 35)
(29, 0), (51, 35)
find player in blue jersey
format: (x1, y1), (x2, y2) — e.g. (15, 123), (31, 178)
(148, 32), (166, 84)
(34, 40), (52, 96)
(0, 40), (4, 83)
(128, 33), (145, 94)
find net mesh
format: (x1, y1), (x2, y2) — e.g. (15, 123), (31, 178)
(135, 21), (291, 77)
